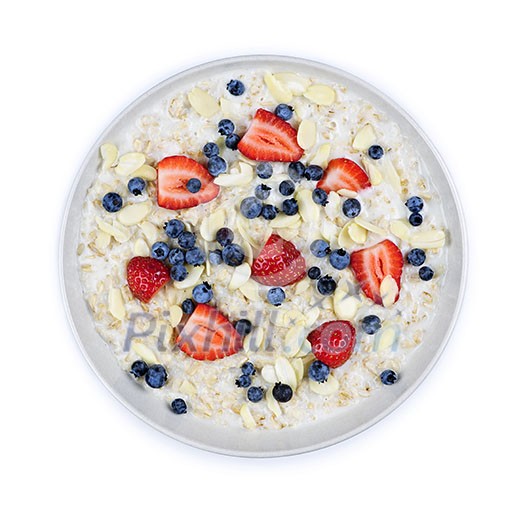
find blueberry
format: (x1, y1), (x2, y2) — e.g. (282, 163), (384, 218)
(405, 196), (424, 213)
(409, 212), (423, 226)
(151, 241), (170, 260)
(240, 196), (263, 219)
(127, 177), (146, 196)
(267, 287), (285, 306)
(235, 320), (253, 337)
(178, 231), (196, 249)
(247, 386), (264, 403)
(310, 239), (330, 257)
(274, 103), (294, 120)
(312, 188), (328, 206)
(419, 266), (434, 281)
(203, 142), (220, 158)
(255, 184), (271, 200)
(207, 156), (227, 176)
(342, 198), (361, 218)
(282, 199), (298, 215)
(164, 219), (184, 239)
(361, 315), (381, 335)
(170, 398), (187, 414)
(218, 119), (235, 136)
(288, 161), (306, 181)
(222, 243), (245, 267)
(208, 249), (223, 265)
(167, 247), (185, 266)
(130, 360), (148, 378)
(181, 298), (195, 315)
(225, 133), (241, 150)
(145, 364), (168, 388)
(235, 374), (252, 388)
(304, 165), (324, 181)
(170, 264), (188, 282)
(256, 162), (273, 179)
(226, 79), (245, 96)
(216, 227), (234, 246)
(308, 266), (321, 280)
(241, 361), (256, 376)
(185, 247), (206, 266)
(186, 178), (201, 193)
(329, 248), (350, 270)
(279, 180), (295, 196)
(272, 382), (293, 403)
(317, 275), (337, 296)
(192, 282), (213, 304)
(102, 192), (123, 213)
(368, 145), (384, 160)
(261, 204), (279, 220)
(308, 360), (330, 383)
(380, 369), (398, 385)
(406, 248), (426, 266)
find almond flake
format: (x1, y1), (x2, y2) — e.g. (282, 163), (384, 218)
(304, 307), (320, 327)
(100, 143), (118, 169)
(390, 219), (412, 242)
(187, 87), (220, 117)
(95, 230), (111, 252)
(199, 209), (226, 241)
(108, 288), (125, 321)
(174, 266), (204, 289)
(283, 326), (306, 357)
(219, 97), (240, 117)
(361, 156), (383, 185)
(380, 157), (402, 193)
(133, 238), (149, 257)
(275, 357), (297, 389)
(239, 279), (260, 302)
(309, 374), (339, 395)
(138, 221), (158, 245)
(130, 164), (157, 181)
(180, 379), (197, 395)
(244, 327), (264, 352)
(354, 217), (387, 236)
(240, 404), (257, 429)
(297, 119), (317, 150)
(333, 290), (361, 320)
(169, 305), (183, 327)
(409, 229), (446, 249)
(213, 162), (253, 187)
(337, 189), (359, 198)
(117, 201), (152, 226)
(296, 188), (320, 223)
(269, 213), (301, 228)
(96, 217), (131, 243)
(115, 152), (146, 176)
(261, 365), (278, 384)
(130, 341), (158, 364)
(273, 72), (311, 95)
(310, 143), (331, 167)
(377, 326), (398, 352)
(294, 338), (312, 358)
(352, 125), (377, 151)
(348, 222), (368, 244)
(265, 387), (282, 417)
(380, 275), (399, 307)
(264, 73), (293, 103)
(304, 84), (336, 106)
(229, 262), (251, 290)
(324, 190), (341, 220)
(291, 358), (304, 383)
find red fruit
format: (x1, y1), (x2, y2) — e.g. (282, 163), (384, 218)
(157, 155), (220, 210)
(317, 158), (371, 193)
(176, 304), (242, 361)
(126, 256), (170, 303)
(237, 109), (304, 162)
(349, 239), (403, 305)
(251, 233), (306, 286)
(307, 320), (356, 368)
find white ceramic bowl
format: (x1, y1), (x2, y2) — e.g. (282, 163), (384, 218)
(60, 55), (467, 457)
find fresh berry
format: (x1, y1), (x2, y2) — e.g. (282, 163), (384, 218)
(361, 315), (381, 335)
(405, 196), (424, 213)
(186, 178), (201, 193)
(192, 282), (213, 304)
(222, 244), (245, 267)
(251, 234), (306, 286)
(176, 304), (242, 361)
(167, 247), (185, 266)
(342, 198), (361, 218)
(225, 133), (241, 150)
(178, 231), (196, 249)
(102, 192), (123, 212)
(145, 364), (168, 388)
(151, 241), (170, 260)
(317, 158), (371, 193)
(409, 212), (423, 226)
(272, 382), (293, 403)
(267, 287), (285, 306)
(130, 360), (148, 378)
(308, 360), (330, 383)
(237, 108), (303, 162)
(157, 156), (219, 210)
(127, 256), (170, 303)
(170, 264), (188, 282)
(241, 361), (256, 376)
(181, 298), (195, 315)
(261, 204), (279, 220)
(274, 103), (294, 120)
(329, 248), (350, 270)
(235, 374), (252, 388)
(282, 199), (298, 215)
(255, 184), (271, 200)
(350, 240), (403, 305)
(170, 398), (187, 414)
(256, 162), (273, 179)
(226, 79), (245, 96)
(307, 320), (356, 368)
(208, 249), (223, 265)
(368, 145), (384, 160)
(164, 219), (184, 239)
(380, 369), (398, 385)
(207, 155), (227, 177)
(240, 196), (263, 219)
(308, 266), (321, 280)
(317, 275), (337, 296)
(419, 266), (434, 281)
(247, 386), (264, 403)
(216, 227), (234, 247)
(235, 320), (253, 337)
(218, 119), (235, 136)
(288, 161), (306, 181)
(406, 248), (426, 266)
(185, 247), (206, 266)
(304, 165), (324, 181)
(203, 142), (220, 158)
(279, 180), (295, 196)
(312, 188), (328, 206)
(128, 177), (146, 196)
(310, 239), (330, 258)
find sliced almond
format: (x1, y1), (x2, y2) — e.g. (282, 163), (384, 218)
(108, 288), (125, 320)
(352, 124), (377, 151)
(187, 87), (220, 117)
(324, 191), (341, 220)
(337, 189), (358, 198)
(295, 338), (312, 358)
(275, 357), (297, 389)
(354, 217), (387, 236)
(117, 201), (152, 226)
(380, 275), (399, 307)
(96, 217), (131, 243)
(321, 219), (339, 241)
(304, 84), (336, 106)
(236, 216), (259, 247)
(296, 188), (320, 223)
(261, 365), (278, 384)
(310, 143), (331, 167)
(219, 96), (240, 117)
(380, 157), (402, 194)
(333, 290), (360, 320)
(240, 403), (257, 429)
(229, 262), (251, 290)
(390, 219), (412, 242)
(269, 213), (301, 228)
(338, 221), (354, 248)
(130, 341), (158, 364)
(199, 209), (226, 241)
(291, 358), (304, 383)
(297, 119), (317, 150)
(309, 374), (339, 395)
(244, 327), (265, 352)
(138, 221), (158, 245)
(283, 326), (306, 357)
(265, 387), (282, 417)
(264, 73), (293, 103)
(304, 307), (320, 327)
(294, 278), (310, 295)
(213, 162), (253, 187)
(130, 164), (157, 181)
(377, 326), (398, 352)
(174, 266), (204, 289)
(169, 305), (183, 327)
(115, 152), (146, 176)
(273, 72), (311, 95)
(95, 230), (111, 252)
(239, 279), (261, 302)
(133, 238), (149, 257)
(100, 143), (118, 170)
(180, 379), (197, 395)
(349, 222), (368, 244)
(409, 229), (446, 249)
(362, 156), (383, 185)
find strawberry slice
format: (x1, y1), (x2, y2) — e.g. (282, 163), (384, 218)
(307, 320), (356, 368)
(317, 158), (371, 193)
(251, 233), (306, 286)
(126, 256), (170, 303)
(157, 155), (220, 210)
(176, 304), (242, 361)
(349, 239), (403, 305)
(237, 109), (303, 162)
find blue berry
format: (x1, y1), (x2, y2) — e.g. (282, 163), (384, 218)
(181, 298), (195, 314)
(178, 231), (196, 249)
(226, 79), (245, 96)
(279, 180), (295, 196)
(419, 266), (434, 281)
(361, 315), (381, 335)
(288, 161), (306, 181)
(241, 361), (256, 375)
(218, 119), (235, 136)
(130, 360), (148, 378)
(170, 264), (188, 282)
(240, 196), (263, 219)
(203, 142), (219, 158)
(167, 247), (185, 266)
(308, 360), (330, 383)
(304, 165), (324, 181)
(216, 227), (234, 246)
(267, 287), (285, 306)
(128, 177), (146, 196)
(186, 178), (201, 193)
(207, 156), (227, 176)
(406, 248), (426, 266)
(145, 364), (168, 388)
(272, 382), (293, 403)
(222, 244), (245, 267)
(312, 188), (328, 206)
(170, 398), (187, 414)
(405, 196), (424, 213)
(310, 239), (330, 257)
(151, 241), (170, 260)
(329, 248), (350, 270)
(192, 282), (213, 303)
(256, 162), (273, 179)
(409, 212), (423, 226)
(235, 320), (253, 337)
(317, 275), (336, 296)
(164, 219), (184, 239)
(102, 192), (123, 212)
(225, 133), (241, 150)
(308, 266), (321, 280)
(185, 247), (206, 266)
(380, 369), (398, 385)
(274, 103), (294, 120)
(342, 198), (361, 218)
(235, 374), (252, 388)
(368, 145), (384, 160)
(255, 184), (271, 200)
(247, 386), (264, 403)
(208, 249), (223, 265)
(282, 199), (298, 215)
(261, 204), (279, 220)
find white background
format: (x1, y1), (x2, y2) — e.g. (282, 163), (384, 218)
(2, 1), (523, 512)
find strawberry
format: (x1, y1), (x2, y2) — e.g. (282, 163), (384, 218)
(317, 158), (371, 193)
(251, 233), (306, 286)
(176, 304), (242, 361)
(237, 109), (304, 162)
(157, 155), (220, 210)
(349, 239), (403, 305)
(126, 256), (170, 303)
(307, 320), (356, 368)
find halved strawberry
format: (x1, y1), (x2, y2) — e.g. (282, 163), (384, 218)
(349, 239), (403, 305)
(176, 304), (242, 361)
(237, 109), (303, 162)
(251, 233), (306, 286)
(126, 256), (170, 303)
(317, 158), (371, 193)
(157, 155), (220, 210)
(307, 320), (356, 368)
